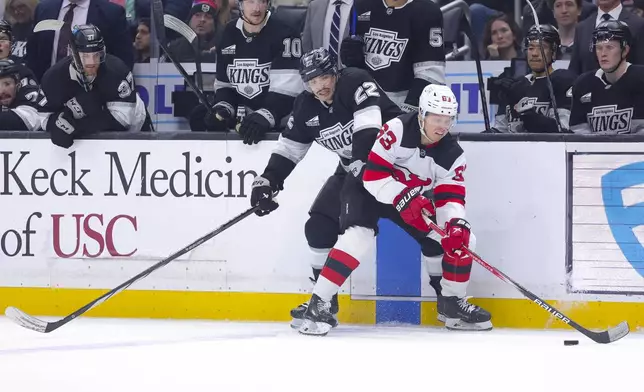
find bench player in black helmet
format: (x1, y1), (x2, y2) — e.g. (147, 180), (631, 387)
(191, 0), (303, 142)
(493, 24), (576, 133)
(0, 20), (37, 87)
(40, 24), (148, 148)
(569, 20), (644, 134)
(250, 48), (401, 328)
(0, 59), (43, 130)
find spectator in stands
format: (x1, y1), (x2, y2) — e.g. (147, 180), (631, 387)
(302, 0), (352, 68)
(4, 0), (37, 59)
(632, 0), (644, 17)
(164, 0), (222, 63)
(27, 0), (134, 82)
(134, 17), (150, 63)
(217, 0), (238, 24)
(482, 14), (522, 60)
(553, 0), (583, 59)
(568, 0), (644, 75)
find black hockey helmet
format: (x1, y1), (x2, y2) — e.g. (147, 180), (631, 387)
(525, 24), (561, 53)
(300, 48), (337, 83)
(592, 20), (632, 49)
(0, 59), (20, 81)
(72, 24), (105, 53)
(0, 20), (12, 41)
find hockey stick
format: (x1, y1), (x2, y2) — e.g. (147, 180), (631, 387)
(33, 20), (91, 92)
(5, 205), (260, 333)
(459, 15), (491, 132)
(163, 14), (204, 92)
(422, 214), (629, 344)
(151, 0), (214, 115)
(525, 1), (564, 133)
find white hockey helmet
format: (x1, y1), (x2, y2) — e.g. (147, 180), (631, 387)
(418, 84), (459, 119)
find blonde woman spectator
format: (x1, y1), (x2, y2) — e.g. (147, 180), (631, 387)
(4, 0), (37, 58)
(482, 14), (522, 60)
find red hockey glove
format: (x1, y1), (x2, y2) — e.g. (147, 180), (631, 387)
(393, 187), (435, 233)
(441, 218), (471, 258)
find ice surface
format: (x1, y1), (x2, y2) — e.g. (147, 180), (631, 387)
(1, 317), (641, 392)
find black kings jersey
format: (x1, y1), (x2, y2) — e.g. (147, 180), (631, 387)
(355, 0), (445, 107)
(263, 67), (402, 186)
(363, 112), (466, 228)
(495, 69), (575, 133)
(40, 54), (146, 133)
(0, 79), (42, 131)
(214, 13), (303, 126)
(570, 64), (644, 134)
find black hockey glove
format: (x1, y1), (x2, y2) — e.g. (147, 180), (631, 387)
(204, 104), (236, 132)
(520, 111), (561, 133)
(493, 77), (529, 105)
(65, 90), (103, 119)
(238, 111), (272, 145)
(250, 176), (279, 216)
(340, 36), (366, 69)
(47, 110), (77, 149)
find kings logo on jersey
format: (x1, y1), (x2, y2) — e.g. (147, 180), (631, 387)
(587, 104), (633, 134)
(363, 28), (408, 71)
(315, 120), (354, 159)
(226, 59), (271, 99)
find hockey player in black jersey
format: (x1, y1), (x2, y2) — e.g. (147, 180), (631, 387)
(492, 24), (576, 133)
(0, 59), (43, 131)
(340, 0), (446, 111)
(569, 20), (644, 134)
(0, 20), (36, 87)
(249, 48), (401, 328)
(298, 84), (491, 336)
(40, 25), (148, 148)
(191, 0), (303, 143)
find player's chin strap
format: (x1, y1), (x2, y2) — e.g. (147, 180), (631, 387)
(605, 47), (627, 74)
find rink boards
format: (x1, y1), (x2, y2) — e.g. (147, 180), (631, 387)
(2, 138), (644, 330)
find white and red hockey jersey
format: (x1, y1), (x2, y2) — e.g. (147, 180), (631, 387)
(363, 112), (467, 228)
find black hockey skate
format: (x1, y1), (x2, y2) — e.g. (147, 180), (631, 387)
(298, 294), (339, 336)
(290, 294), (338, 329)
(429, 276), (446, 323)
(438, 295), (493, 331)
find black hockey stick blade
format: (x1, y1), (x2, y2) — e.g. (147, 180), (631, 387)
(5, 205), (260, 333)
(422, 214), (630, 344)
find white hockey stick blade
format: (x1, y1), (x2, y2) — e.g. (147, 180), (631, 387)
(33, 19), (65, 33)
(164, 14), (197, 44)
(606, 321), (630, 343)
(5, 306), (48, 333)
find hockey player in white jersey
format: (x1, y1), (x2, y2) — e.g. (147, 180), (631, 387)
(299, 84), (492, 336)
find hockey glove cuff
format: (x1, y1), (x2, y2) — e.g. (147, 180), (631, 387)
(393, 187), (435, 233)
(441, 218), (471, 258)
(251, 176), (279, 216)
(204, 103), (236, 132)
(340, 36), (366, 69)
(65, 91), (103, 119)
(239, 111), (272, 145)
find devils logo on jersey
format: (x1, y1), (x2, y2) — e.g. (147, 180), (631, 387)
(363, 28), (408, 71)
(588, 104), (633, 133)
(392, 164), (432, 188)
(226, 59), (271, 99)
(315, 121), (354, 158)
